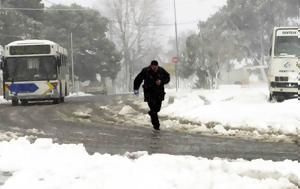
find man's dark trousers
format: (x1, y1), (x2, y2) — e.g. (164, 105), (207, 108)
(147, 96), (162, 130)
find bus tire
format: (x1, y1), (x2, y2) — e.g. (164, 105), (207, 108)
(65, 84), (68, 96)
(58, 81), (64, 103)
(20, 100), (28, 105)
(12, 99), (18, 106)
(53, 98), (60, 104)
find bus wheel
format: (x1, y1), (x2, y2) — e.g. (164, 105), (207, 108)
(20, 100), (28, 105)
(12, 99), (18, 106)
(53, 98), (60, 104)
(60, 97), (65, 103)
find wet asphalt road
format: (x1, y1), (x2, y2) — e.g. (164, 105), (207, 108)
(0, 94), (298, 161)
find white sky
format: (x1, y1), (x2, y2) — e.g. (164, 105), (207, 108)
(42, 0), (227, 34)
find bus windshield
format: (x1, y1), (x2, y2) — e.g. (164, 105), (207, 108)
(274, 36), (300, 57)
(4, 56), (57, 81)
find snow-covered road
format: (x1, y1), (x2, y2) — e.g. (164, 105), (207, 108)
(0, 84), (299, 188)
(118, 84), (299, 143)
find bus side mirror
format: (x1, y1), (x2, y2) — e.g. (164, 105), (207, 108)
(269, 47), (272, 56)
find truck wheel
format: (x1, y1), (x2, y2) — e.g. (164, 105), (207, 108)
(275, 95), (285, 103)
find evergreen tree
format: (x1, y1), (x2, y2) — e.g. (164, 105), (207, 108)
(183, 0), (300, 88)
(42, 4), (121, 82)
(0, 0), (44, 45)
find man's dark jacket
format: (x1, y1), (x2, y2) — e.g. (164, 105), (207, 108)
(134, 66), (170, 101)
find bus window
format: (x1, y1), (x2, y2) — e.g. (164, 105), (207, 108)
(6, 57), (58, 81)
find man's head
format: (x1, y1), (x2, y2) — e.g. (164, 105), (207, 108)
(150, 60), (159, 72)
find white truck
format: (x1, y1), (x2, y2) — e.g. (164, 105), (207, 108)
(268, 27), (300, 102)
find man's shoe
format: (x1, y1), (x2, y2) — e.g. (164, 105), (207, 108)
(153, 125), (160, 130)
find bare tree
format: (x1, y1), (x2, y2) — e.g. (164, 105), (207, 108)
(99, 0), (162, 91)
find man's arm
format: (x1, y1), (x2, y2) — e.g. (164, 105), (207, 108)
(133, 69), (145, 91)
(160, 68), (170, 85)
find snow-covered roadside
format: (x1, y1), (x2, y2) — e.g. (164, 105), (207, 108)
(0, 96), (9, 104)
(1, 84), (299, 142)
(0, 137), (299, 189)
(160, 84), (300, 138)
(86, 84), (300, 142)
(0, 92), (93, 104)
(122, 84), (299, 142)
(67, 92), (93, 98)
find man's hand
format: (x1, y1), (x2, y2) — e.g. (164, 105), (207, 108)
(156, 79), (161, 86)
(134, 90), (139, 96)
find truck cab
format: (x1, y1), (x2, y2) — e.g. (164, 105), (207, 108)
(268, 27), (300, 102)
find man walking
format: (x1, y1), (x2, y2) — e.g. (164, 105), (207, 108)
(133, 60), (170, 130)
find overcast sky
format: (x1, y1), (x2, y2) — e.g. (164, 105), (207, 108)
(42, 0), (227, 34)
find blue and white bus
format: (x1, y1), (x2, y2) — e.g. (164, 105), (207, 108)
(0, 40), (69, 105)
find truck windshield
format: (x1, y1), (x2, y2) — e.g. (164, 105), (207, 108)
(4, 56), (57, 82)
(274, 36), (300, 57)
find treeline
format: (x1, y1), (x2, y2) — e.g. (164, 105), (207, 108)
(180, 0), (299, 88)
(0, 0), (121, 82)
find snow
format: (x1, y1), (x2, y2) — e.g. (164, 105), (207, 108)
(118, 105), (137, 116)
(112, 84), (297, 142)
(6, 40), (57, 46)
(0, 96), (9, 104)
(1, 84), (299, 142)
(0, 137), (299, 189)
(160, 84), (300, 137)
(0, 84), (299, 188)
(67, 92), (93, 97)
(85, 49), (96, 55)
(229, 58), (253, 69)
(0, 92), (92, 104)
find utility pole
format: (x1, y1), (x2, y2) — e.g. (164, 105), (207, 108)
(70, 33), (75, 93)
(173, 0), (179, 91)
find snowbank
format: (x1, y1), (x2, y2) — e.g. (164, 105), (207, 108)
(160, 84), (300, 137)
(0, 138), (299, 189)
(0, 96), (9, 104)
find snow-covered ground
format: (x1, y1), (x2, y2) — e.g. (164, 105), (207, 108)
(0, 85), (299, 188)
(0, 92), (92, 103)
(0, 96), (9, 105)
(0, 137), (299, 189)
(67, 92), (94, 97)
(1, 84), (299, 143)
(120, 83), (299, 143)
